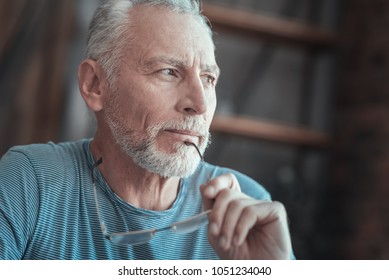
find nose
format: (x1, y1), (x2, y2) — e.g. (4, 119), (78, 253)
(177, 75), (208, 116)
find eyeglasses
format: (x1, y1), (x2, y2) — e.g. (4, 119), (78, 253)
(91, 142), (211, 245)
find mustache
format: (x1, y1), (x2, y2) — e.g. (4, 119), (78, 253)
(149, 118), (209, 137)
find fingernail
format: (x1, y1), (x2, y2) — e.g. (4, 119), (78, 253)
(204, 186), (215, 196)
(209, 223), (219, 236)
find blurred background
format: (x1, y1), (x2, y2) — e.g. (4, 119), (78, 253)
(1, 0), (389, 259)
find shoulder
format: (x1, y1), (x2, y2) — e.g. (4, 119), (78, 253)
(0, 139), (91, 188)
(204, 162), (271, 201)
(2, 139), (90, 163)
(1, 139), (90, 171)
(0, 140), (93, 260)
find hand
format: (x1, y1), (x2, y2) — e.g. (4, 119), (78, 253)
(200, 173), (292, 260)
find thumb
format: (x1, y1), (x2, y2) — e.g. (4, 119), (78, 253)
(200, 183), (214, 210)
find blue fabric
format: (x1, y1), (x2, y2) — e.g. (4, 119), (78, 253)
(0, 139), (271, 260)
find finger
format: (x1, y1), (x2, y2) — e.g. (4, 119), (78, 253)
(207, 188), (241, 236)
(208, 187), (252, 239)
(218, 198), (259, 250)
(200, 173), (241, 212)
(199, 183), (214, 210)
(201, 173), (241, 200)
(234, 201), (288, 247)
(232, 205), (260, 247)
(202, 174), (248, 236)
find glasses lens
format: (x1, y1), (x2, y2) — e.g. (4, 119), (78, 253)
(170, 210), (210, 234)
(108, 230), (156, 245)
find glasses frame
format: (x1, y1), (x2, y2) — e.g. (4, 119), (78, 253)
(91, 144), (211, 245)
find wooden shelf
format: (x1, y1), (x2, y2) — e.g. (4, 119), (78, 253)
(204, 3), (334, 149)
(202, 3), (339, 49)
(211, 115), (331, 149)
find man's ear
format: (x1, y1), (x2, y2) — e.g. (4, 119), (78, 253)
(78, 59), (106, 112)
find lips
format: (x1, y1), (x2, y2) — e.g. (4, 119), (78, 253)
(164, 129), (202, 144)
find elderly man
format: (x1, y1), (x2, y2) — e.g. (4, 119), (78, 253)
(0, 0), (292, 259)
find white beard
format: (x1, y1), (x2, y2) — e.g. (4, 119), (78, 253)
(104, 101), (210, 178)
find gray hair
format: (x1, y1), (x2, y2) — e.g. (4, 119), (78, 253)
(86, 0), (212, 85)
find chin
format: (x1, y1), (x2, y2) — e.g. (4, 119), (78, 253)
(137, 143), (201, 178)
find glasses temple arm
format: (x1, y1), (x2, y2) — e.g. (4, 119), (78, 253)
(91, 157), (108, 235)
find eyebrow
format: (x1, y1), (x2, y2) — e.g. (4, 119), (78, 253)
(144, 56), (220, 76)
(203, 63), (221, 77)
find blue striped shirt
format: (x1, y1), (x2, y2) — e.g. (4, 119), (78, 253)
(0, 139), (270, 259)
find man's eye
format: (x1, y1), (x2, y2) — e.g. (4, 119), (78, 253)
(202, 75), (217, 87)
(161, 69), (176, 76)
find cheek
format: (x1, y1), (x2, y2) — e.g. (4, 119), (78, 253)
(118, 78), (174, 110)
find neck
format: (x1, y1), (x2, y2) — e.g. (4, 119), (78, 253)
(90, 131), (181, 211)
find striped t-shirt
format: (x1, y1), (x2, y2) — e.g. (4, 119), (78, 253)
(0, 139), (270, 259)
